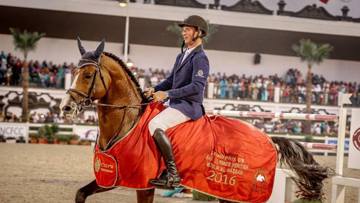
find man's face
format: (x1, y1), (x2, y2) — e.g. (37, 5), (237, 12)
(182, 26), (198, 45)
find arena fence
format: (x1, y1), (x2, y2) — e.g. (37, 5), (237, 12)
(213, 93), (360, 203)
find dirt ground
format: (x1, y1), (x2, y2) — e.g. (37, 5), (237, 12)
(0, 143), (359, 203)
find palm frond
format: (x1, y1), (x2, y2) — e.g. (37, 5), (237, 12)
(292, 39), (333, 66)
(166, 23), (183, 46)
(9, 28), (45, 58)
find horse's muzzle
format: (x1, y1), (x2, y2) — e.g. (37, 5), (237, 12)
(62, 105), (73, 113)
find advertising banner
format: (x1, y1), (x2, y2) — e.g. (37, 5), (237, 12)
(0, 122), (29, 141)
(73, 125), (98, 141)
(348, 109), (360, 169)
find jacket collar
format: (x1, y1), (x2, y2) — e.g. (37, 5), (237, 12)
(176, 44), (203, 71)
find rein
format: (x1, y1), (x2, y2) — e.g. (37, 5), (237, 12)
(94, 101), (150, 109)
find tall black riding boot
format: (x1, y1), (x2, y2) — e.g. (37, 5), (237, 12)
(149, 128), (181, 188)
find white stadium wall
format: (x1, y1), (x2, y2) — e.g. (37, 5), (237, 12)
(1, 34), (360, 82)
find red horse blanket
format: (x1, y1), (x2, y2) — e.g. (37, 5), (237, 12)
(94, 103), (277, 203)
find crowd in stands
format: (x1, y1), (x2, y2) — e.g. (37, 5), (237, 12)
(130, 68), (360, 107)
(1, 51), (359, 107)
(0, 51), (74, 88)
(249, 118), (338, 136)
(0, 111), (97, 125)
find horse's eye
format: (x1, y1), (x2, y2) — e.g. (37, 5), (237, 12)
(84, 74), (92, 79)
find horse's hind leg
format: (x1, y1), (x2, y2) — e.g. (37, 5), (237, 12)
(75, 179), (114, 203)
(136, 189), (155, 203)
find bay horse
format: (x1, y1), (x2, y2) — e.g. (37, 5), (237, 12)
(60, 39), (331, 203)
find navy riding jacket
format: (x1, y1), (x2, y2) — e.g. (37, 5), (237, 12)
(154, 45), (209, 120)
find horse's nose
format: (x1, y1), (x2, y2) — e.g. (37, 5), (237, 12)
(62, 105), (73, 113)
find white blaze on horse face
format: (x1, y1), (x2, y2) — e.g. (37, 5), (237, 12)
(59, 94), (71, 116)
(60, 73), (80, 116)
(71, 73), (80, 89)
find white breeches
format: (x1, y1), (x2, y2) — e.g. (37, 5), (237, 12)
(148, 107), (190, 136)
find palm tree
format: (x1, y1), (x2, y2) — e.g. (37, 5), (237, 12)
(10, 28), (45, 122)
(166, 21), (218, 46)
(292, 39), (333, 134)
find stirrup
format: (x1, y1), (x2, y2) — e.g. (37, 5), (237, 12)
(149, 175), (180, 189)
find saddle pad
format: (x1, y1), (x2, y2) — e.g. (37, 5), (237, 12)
(94, 102), (277, 202)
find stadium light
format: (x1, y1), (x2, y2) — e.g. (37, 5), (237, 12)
(126, 59), (134, 67)
(118, 0), (128, 7)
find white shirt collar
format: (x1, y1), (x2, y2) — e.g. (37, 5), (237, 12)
(185, 46), (196, 55)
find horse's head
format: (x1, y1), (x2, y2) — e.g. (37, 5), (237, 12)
(60, 38), (111, 118)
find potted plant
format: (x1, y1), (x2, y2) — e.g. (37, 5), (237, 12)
(0, 134), (5, 142)
(80, 139), (91, 146)
(16, 136), (26, 143)
(55, 134), (71, 145)
(37, 124), (59, 144)
(29, 134), (38, 143)
(69, 134), (80, 145)
(5, 136), (16, 144)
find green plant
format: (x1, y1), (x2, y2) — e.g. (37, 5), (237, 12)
(192, 190), (216, 201)
(70, 134), (80, 141)
(37, 124), (59, 143)
(304, 134), (314, 142)
(10, 28), (45, 122)
(55, 134), (71, 143)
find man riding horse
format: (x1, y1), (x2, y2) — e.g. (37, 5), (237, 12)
(144, 15), (210, 188)
(61, 14), (331, 203)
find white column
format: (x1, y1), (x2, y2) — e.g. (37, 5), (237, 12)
(124, 15), (130, 63)
(65, 72), (72, 90)
(207, 82), (214, 99)
(331, 92), (352, 203)
(274, 87), (280, 103)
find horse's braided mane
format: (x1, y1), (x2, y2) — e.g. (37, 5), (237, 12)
(103, 52), (148, 103)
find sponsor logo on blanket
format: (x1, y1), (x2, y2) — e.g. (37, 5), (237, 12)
(253, 169), (267, 193)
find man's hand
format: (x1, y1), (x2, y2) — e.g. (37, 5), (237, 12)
(144, 87), (155, 98)
(153, 91), (168, 102)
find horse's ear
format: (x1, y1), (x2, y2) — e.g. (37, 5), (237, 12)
(77, 36), (86, 55)
(94, 39), (105, 59)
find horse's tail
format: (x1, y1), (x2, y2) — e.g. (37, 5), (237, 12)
(271, 137), (332, 200)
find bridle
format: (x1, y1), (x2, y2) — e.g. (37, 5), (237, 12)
(66, 58), (150, 116)
(67, 59), (108, 113)
(66, 58), (152, 148)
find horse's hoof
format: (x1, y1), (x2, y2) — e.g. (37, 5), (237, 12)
(75, 190), (86, 203)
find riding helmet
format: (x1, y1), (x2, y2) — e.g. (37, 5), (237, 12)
(178, 15), (208, 37)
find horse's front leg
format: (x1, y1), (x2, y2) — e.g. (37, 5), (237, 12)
(75, 180), (114, 203)
(136, 189), (155, 203)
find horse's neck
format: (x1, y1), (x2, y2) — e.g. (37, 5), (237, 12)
(97, 56), (142, 150)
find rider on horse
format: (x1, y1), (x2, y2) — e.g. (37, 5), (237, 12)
(144, 15), (210, 188)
